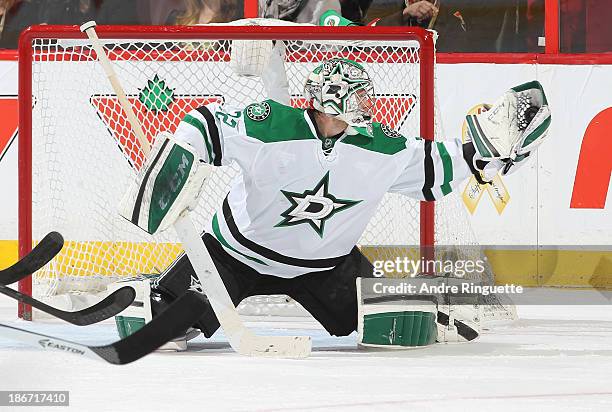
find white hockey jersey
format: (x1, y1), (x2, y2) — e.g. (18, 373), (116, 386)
(173, 100), (472, 278)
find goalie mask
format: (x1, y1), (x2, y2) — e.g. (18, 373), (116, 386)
(304, 58), (375, 130)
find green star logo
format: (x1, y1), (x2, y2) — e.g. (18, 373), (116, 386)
(276, 172), (361, 237)
(320, 59), (371, 114)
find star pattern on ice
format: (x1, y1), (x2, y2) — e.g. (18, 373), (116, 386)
(276, 172), (361, 237)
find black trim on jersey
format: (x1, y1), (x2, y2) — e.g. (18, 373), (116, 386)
(462, 143), (490, 185)
(196, 105), (223, 166)
(422, 140), (435, 201)
(221, 196), (348, 269)
(131, 138), (170, 225)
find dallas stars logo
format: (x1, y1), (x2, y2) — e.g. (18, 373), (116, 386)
(320, 60), (371, 115)
(246, 102), (271, 121)
(276, 172), (361, 237)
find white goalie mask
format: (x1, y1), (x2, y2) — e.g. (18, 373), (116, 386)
(304, 58), (375, 130)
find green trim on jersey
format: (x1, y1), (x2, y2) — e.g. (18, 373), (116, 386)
(243, 100), (409, 155)
(211, 213), (267, 265)
(244, 100), (317, 144)
(341, 123), (407, 155)
(465, 115), (492, 158)
(436, 142), (453, 196)
(181, 114), (213, 164)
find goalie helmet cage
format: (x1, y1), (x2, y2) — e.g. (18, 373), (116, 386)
(17, 23), (459, 321)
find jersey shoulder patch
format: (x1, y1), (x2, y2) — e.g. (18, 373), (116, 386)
(243, 100), (315, 144)
(341, 122), (407, 155)
(245, 101), (272, 121)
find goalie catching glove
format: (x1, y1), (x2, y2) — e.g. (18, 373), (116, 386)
(464, 80), (551, 182)
(119, 132), (212, 234)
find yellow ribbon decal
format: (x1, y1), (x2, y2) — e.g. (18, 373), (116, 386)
(461, 103), (511, 215)
(485, 174), (510, 214)
(462, 174), (510, 215)
(462, 175), (485, 215)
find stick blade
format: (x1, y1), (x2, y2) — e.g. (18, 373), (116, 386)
(240, 335), (312, 359)
(68, 286), (136, 326)
(0, 231), (64, 285)
(91, 290), (209, 365)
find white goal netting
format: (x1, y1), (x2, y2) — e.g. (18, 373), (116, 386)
(22, 24), (514, 321)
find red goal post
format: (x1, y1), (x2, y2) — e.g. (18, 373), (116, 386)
(17, 24), (435, 320)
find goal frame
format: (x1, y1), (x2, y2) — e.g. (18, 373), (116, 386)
(17, 24), (436, 320)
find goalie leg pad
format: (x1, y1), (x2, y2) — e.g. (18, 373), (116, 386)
(108, 276), (155, 333)
(357, 278), (482, 347)
(357, 279), (438, 348)
(119, 132), (212, 235)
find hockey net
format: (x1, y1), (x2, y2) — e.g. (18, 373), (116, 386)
(19, 23), (515, 322)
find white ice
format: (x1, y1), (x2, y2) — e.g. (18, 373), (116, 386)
(1, 289), (612, 412)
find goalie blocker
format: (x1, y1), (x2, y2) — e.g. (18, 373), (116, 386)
(118, 132), (211, 235)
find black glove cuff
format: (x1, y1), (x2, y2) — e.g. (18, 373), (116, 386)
(462, 143), (491, 185)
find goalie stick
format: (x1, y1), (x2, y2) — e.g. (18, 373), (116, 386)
(0, 231), (63, 285)
(1, 231), (133, 325)
(80, 21), (311, 358)
(0, 290), (208, 365)
(0, 285), (135, 326)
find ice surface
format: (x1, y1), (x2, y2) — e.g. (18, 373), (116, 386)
(0, 289), (611, 411)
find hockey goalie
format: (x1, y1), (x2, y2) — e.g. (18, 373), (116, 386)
(116, 57), (550, 351)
